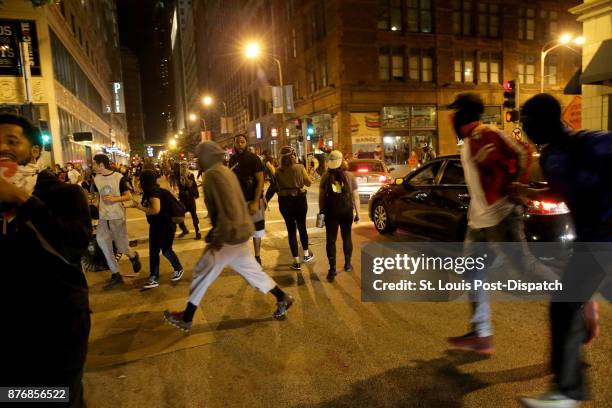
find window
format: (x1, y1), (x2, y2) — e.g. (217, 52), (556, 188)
(409, 161), (442, 185)
(518, 55), (536, 84)
(452, 0), (472, 36)
(540, 10), (558, 39)
(318, 53), (328, 89)
(407, 0), (432, 33)
(454, 51), (475, 83)
(378, 0), (403, 31)
(477, 3), (499, 38)
(408, 49), (433, 82)
(479, 52), (501, 84)
(291, 28), (297, 58)
(440, 160), (465, 185)
(304, 1), (326, 48)
(379, 47), (404, 81)
(545, 55), (558, 85)
(518, 7), (535, 40)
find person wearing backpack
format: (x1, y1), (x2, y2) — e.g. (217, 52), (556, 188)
(276, 146), (314, 270)
(319, 150), (360, 282)
(514, 94), (611, 408)
(177, 161), (201, 240)
(133, 169), (184, 289)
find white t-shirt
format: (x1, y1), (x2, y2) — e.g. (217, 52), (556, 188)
(94, 172), (127, 220)
(460, 138), (515, 229)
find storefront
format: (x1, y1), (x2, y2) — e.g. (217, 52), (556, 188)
(380, 106), (438, 165)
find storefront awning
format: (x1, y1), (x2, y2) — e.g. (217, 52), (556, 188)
(581, 39), (612, 85)
(564, 69), (582, 95)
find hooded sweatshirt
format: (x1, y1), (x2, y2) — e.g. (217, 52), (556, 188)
(196, 141), (254, 245)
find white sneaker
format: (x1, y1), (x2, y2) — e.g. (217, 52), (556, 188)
(143, 278), (159, 289)
(520, 392), (579, 408)
(170, 269), (184, 282)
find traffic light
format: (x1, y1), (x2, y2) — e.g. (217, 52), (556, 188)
(39, 120), (50, 145)
(294, 118), (302, 130)
(503, 80), (516, 109)
(505, 110), (520, 123)
(306, 119), (314, 136)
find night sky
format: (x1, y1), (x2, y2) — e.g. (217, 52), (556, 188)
(117, 0), (173, 144)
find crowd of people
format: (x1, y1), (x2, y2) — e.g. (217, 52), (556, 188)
(0, 88), (610, 408)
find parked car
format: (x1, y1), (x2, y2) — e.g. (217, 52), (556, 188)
(368, 155), (575, 242)
(348, 159), (394, 203)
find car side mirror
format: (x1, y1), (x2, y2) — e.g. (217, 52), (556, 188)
(394, 178), (404, 185)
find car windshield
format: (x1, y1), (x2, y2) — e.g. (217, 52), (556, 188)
(348, 161), (384, 173)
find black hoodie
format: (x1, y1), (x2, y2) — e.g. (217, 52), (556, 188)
(0, 169), (92, 387)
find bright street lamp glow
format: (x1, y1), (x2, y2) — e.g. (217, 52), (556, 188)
(559, 33), (572, 44)
(169, 139), (177, 148)
(245, 42), (261, 59)
(174, 134), (179, 139)
(179, 130), (183, 135)
(202, 95), (213, 106)
(189, 113), (197, 122)
(574, 36), (585, 45)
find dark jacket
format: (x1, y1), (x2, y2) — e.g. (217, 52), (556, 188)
(0, 170), (92, 386)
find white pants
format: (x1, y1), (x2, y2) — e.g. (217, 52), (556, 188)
(96, 219), (131, 274)
(188, 241), (276, 306)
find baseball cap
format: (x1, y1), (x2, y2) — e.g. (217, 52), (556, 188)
(327, 150), (343, 169)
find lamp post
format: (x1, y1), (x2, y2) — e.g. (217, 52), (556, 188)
(541, 34), (584, 93)
(244, 42), (286, 147)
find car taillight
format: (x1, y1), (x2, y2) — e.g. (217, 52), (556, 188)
(379, 175), (387, 183)
(358, 168), (368, 173)
(527, 200), (570, 215)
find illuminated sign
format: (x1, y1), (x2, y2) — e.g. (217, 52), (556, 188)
(110, 82), (125, 113)
(256, 123), (262, 139)
(271, 128), (278, 138)
(146, 146), (154, 157)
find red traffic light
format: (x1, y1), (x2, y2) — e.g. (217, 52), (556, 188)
(503, 80), (513, 91)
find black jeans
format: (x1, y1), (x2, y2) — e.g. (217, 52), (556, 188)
(149, 226), (182, 279)
(324, 210), (353, 269)
(278, 194), (308, 257)
(179, 196), (199, 233)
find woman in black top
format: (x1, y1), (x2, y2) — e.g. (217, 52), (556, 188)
(177, 161), (201, 240)
(276, 146), (313, 270)
(133, 170), (184, 289)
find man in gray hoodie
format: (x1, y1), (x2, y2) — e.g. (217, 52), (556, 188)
(164, 141), (294, 331)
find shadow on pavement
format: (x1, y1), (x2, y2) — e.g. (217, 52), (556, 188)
(292, 351), (548, 408)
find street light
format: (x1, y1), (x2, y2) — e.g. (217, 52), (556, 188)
(202, 95), (213, 106)
(168, 139), (177, 148)
(189, 113), (197, 122)
(245, 42), (261, 59)
(541, 33), (583, 93)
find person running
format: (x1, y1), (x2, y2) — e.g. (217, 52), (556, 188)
(0, 113), (91, 407)
(276, 146), (314, 270)
(163, 141), (294, 331)
(92, 154), (141, 289)
(132, 170), (184, 289)
(229, 134), (266, 264)
(319, 150), (360, 282)
(446, 93), (554, 355)
(516, 94), (611, 408)
(177, 161), (201, 240)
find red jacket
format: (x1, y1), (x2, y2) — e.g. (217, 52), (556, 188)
(462, 122), (531, 205)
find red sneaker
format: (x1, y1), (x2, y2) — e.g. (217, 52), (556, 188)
(583, 300), (599, 345)
(448, 332), (495, 355)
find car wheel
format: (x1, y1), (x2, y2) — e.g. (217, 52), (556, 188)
(373, 201), (396, 234)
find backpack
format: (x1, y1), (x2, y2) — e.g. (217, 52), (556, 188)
(159, 188), (187, 224)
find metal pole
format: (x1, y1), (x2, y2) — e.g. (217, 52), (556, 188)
(273, 57), (286, 147)
(19, 42), (32, 102)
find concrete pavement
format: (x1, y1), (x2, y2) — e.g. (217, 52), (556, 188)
(83, 181), (612, 408)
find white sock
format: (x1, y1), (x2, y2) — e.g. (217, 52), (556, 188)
(294, 256), (300, 263)
(304, 249), (310, 257)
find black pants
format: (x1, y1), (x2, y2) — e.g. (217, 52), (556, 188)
(278, 194), (308, 257)
(325, 210), (353, 268)
(179, 197), (199, 233)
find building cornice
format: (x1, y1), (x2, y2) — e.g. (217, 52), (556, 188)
(570, 0), (612, 21)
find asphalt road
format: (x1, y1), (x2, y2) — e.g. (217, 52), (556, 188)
(82, 182), (612, 408)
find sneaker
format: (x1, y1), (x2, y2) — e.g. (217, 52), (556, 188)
(520, 391), (579, 408)
(129, 252), (141, 273)
(448, 332), (495, 355)
(291, 262), (301, 270)
(583, 300), (599, 345)
(255, 256), (262, 265)
(103, 273), (124, 290)
(178, 230), (189, 238)
(195, 232), (202, 240)
(303, 253), (315, 263)
(273, 295), (294, 320)
(163, 310), (192, 332)
(344, 264), (353, 272)
(143, 278), (159, 289)
(326, 269), (337, 283)
(170, 269), (184, 282)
